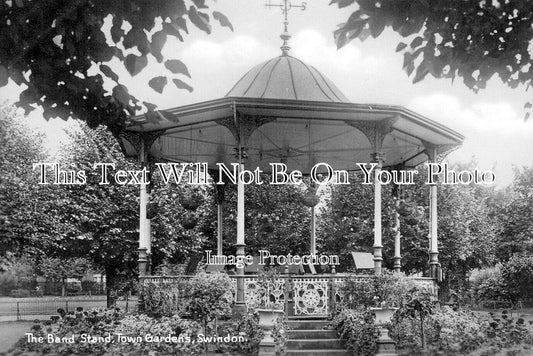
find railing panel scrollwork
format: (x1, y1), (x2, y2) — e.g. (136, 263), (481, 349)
(243, 277), (285, 310)
(141, 274), (438, 317)
(293, 278), (328, 316)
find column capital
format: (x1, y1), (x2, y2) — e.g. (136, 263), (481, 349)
(233, 146), (248, 160)
(371, 152), (385, 165)
(119, 130), (166, 163)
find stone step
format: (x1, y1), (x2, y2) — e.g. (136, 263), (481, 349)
(288, 329), (338, 339)
(285, 350), (351, 356)
(286, 338), (344, 350)
(287, 320), (331, 330)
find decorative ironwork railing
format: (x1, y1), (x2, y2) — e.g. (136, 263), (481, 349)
(139, 274), (438, 317)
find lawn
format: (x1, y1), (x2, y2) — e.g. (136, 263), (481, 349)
(0, 321), (33, 354)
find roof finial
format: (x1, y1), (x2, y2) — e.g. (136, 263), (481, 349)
(265, 0), (307, 56)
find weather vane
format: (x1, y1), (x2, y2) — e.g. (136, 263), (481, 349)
(265, 0), (307, 56)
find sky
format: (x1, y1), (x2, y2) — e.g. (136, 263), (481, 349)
(1, 0), (533, 186)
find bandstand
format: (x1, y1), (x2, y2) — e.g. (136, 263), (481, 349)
(118, 12), (463, 317)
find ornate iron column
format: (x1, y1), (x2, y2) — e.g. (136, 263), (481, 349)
(427, 145), (439, 279)
(393, 197), (402, 273)
(348, 118), (396, 275)
(234, 144), (247, 315)
(215, 183), (225, 256)
(372, 152), (384, 275)
(120, 130), (165, 277)
(138, 136), (151, 276)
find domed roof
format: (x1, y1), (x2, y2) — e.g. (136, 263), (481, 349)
(225, 55), (350, 103)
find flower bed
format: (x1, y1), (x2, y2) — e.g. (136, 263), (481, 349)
(4, 272), (287, 355)
(332, 286), (533, 356)
(4, 307), (287, 356)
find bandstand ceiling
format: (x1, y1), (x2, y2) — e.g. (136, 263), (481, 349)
(121, 55), (464, 174)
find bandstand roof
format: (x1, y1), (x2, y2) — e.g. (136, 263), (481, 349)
(121, 54), (463, 174)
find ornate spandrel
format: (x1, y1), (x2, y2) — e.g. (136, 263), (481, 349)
(215, 113), (276, 145)
(422, 141), (461, 164)
(346, 117), (398, 155)
(118, 130), (166, 162)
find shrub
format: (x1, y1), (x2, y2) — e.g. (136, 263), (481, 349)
(484, 311), (533, 350)
(392, 290), (438, 350)
(183, 273), (233, 327)
(8, 307), (125, 355)
(153, 260), (185, 275)
(140, 281), (188, 317)
(115, 313), (204, 355)
(9, 288), (30, 297)
(501, 254), (533, 303)
(218, 312), (264, 355)
(140, 273), (232, 321)
(468, 264), (509, 303)
(81, 280), (98, 294)
(340, 272), (419, 309)
(331, 309), (378, 356)
(7, 308), (208, 356)
(390, 305), (533, 355)
(186, 310), (287, 356)
(426, 307), (486, 353)
(0, 257), (35, 295)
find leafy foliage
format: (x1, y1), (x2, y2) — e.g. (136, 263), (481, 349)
(38, 257), (93, 281)
(52, 124), (141, 303)
(318, 179), (378, 270)
(183, 272), (232, 325)
(500, 254), (533, 303)
(395, 290), (438, 349)
(140, 281), (189, 317)
(37, 257), (94, 296)
(490, 167), (533, 260)
(390, 304), (533, 355)
(332, 309), (378, 356)
(484, 311), (533, 351)
(340, 272), (419, 309)
(140, 273), (232, 321)
(114, 314), (204, 355)
(391, 305), (485, 355)
(331, 0), (533, 118)
(209, 181), (312, 257)
(0, 105), (67, 257)
(218, 311), (287, 356)
(0, 0), (232, 133)
(318, 162), (497, 281)
(0, 255), (36, 295)
(468, 264), (509, 305)
(7, 308), (207, 356)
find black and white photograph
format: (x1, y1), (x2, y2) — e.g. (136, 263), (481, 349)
(1, 0), (533, 355)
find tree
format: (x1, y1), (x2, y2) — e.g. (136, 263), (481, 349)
(209, 182), (312, 257)
(0, 104), (72, 257)
(489, 167), (533, 261)
(149, 181), (214, 265)
(331, 0), (533, 118)
(0, 1), (232, 133)
(317, 162), (497, 280)
(51, 124), (214, 303)
(500, 254), (533, 303)
(38, 257), (93, 296)
(317, 180), (383, 270)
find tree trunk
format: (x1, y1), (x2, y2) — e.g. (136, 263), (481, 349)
(105, 267), (117, 308)
(420, 314), (425, 349)
(61, 278), (66, 297)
